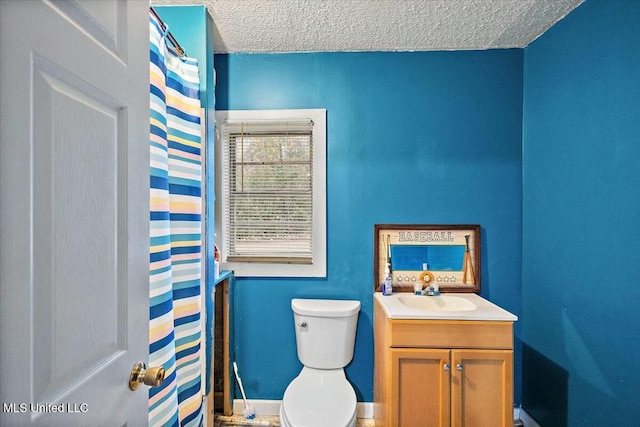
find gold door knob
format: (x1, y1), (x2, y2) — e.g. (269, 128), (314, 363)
(129, 362), (165, 391)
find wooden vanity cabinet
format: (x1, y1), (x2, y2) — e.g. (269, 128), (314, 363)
(374, 298), (514, 427)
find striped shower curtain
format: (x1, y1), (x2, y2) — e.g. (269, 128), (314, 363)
(149, 11), (204, 427)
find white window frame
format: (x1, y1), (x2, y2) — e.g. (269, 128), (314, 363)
(215, 109), (326, 277)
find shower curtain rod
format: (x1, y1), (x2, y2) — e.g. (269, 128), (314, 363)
(150, 7), (186, 57)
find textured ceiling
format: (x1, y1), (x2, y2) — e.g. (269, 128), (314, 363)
(154, 0), (584, 53)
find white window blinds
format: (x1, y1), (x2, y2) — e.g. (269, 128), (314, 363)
(221, 119), (314, 263)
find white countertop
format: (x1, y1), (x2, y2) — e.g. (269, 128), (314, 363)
(374, 292), (518, 321)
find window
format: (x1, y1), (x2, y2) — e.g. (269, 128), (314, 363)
(215, 109), (326, 277)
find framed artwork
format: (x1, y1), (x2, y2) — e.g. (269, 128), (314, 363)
(374, 224), (481, 293)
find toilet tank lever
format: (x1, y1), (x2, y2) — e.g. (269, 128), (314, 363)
(296, 321), (308, 327)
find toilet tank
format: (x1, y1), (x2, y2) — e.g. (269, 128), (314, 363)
(291, 299), (361, 369)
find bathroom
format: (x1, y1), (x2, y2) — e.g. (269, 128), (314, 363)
(209, 1), (640, 425)
(0, 1), (638, 426)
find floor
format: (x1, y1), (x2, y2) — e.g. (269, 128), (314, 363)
(214, 415), (375, 427)
(215, 415), (524, 426)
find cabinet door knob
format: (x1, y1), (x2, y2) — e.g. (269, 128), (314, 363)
(456, 363), (464, 371)
(443, 363), (450, 371)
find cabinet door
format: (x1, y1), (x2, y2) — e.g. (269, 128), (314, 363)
(451, 349), (513, 427)
(390, 348), (451, 427)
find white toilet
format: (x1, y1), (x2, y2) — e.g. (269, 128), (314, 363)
(280, 298), (361, 427)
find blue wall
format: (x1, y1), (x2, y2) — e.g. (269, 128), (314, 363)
(522, 1), (640, 425)
(215, 50), (524, 402)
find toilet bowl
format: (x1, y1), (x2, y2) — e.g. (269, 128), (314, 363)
(279, 368), (357, 427)
(280, 298), (360, 427)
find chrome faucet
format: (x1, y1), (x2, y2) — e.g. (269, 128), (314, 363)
(414, 282), (439, 296)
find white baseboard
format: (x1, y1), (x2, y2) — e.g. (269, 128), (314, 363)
(517, 407), (541, 427)
(232, 399), (373, 419)
(233, 399), (281, 416)
(233, 399), (537, 426)
(357, 402), (373, 419)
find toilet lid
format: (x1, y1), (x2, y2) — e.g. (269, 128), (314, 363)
(282, 371), (356, 427)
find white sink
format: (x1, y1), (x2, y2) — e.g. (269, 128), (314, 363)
(396, 295), (477, 311)
(375, 292), (517, 321)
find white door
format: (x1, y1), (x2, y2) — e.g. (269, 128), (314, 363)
(1, 1), (150, 426)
